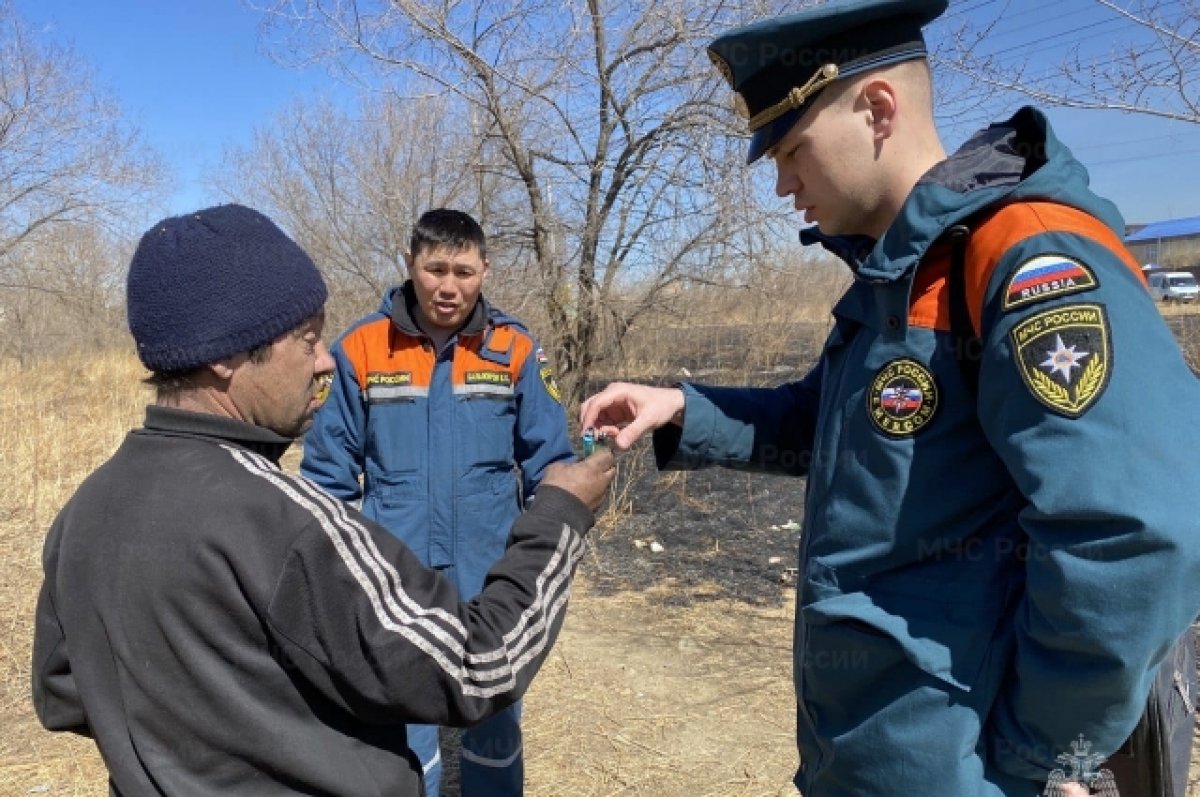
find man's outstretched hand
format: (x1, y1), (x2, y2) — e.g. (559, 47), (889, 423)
(541, 449), (616, 512)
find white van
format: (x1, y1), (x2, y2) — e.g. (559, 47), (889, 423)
(1147, 271), (1200, 303)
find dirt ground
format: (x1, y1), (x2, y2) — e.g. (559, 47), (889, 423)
(2, 316), (1199, 795)
(0, 429), (807, 796)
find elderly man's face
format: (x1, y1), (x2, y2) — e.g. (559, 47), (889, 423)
(227, 312), (336, 438)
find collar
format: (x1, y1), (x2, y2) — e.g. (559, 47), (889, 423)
(141, 405), (293, 464)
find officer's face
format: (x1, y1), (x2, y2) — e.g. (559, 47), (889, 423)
(768, 85), (886, 237)
(405, 243), (489, 333)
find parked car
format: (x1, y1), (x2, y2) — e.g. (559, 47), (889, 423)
(1147, 271), (1200, 303)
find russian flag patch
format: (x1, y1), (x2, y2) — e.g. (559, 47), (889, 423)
(1003, 255), (1097, 310)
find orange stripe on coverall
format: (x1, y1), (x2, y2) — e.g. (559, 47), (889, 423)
(451, 327), (534, 387)
(339, 317), (435, 391)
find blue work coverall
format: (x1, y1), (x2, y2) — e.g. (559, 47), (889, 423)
(302, 282), (574, 797)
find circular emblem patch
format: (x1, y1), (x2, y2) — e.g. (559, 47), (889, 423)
(867, 358), (939, 438)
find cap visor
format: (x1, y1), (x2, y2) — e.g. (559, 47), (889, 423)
(745, 106), (804, 165)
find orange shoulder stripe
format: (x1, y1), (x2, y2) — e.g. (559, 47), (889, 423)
(341, 318), (434, 390)
(908, 202), (1145, 333)
(451, 326), (535, 386)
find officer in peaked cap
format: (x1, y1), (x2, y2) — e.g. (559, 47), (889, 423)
(708, 0), (948, 164)
(582, 0), (1200, 795)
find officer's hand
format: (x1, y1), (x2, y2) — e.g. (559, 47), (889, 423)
(541, 449), (616, 513)
(579, 382), (685, 452)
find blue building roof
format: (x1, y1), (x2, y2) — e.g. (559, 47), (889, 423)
(1125, 215), (1200, 242)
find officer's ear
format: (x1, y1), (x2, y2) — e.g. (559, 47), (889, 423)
(403, 250), (415, 278)
(862, 78), (899, 142)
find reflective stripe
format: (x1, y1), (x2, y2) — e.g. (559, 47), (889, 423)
(422, 748), (443, 774)
(453, 383), (515, 398)
(366, 384), (430, 401)
(461, 745), (523, 768)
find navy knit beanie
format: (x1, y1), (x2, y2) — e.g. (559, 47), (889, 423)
(126, 204), (328, 373)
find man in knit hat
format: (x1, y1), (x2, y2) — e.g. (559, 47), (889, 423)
(31, 204), (615, 796)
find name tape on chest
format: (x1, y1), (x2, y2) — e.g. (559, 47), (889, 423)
(465, 370), (512, 387)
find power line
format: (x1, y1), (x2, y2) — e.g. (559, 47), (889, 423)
(1084, 145), (1200, 166)
(974, 15), (1135, 59)
(940, 0), (1005, 23)
(1070, 132), (1193, 152)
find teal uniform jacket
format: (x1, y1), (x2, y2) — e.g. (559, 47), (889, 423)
(653, 108), (1200, 796)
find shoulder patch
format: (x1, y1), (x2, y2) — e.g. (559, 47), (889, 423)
(1002, 254), (1097, 311)
(867, 358), (939, 438)
(540, 366), (562, 404)
(1010, 303), (1111, 418)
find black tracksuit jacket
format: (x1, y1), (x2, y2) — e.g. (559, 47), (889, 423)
(32, 406), (592, 795)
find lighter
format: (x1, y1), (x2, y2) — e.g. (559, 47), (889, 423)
(581, 427), (606, 456)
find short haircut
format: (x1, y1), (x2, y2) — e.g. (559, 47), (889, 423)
(409, 208), (487, 260)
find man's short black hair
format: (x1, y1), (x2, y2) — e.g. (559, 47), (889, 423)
(409, 208), (487, 260)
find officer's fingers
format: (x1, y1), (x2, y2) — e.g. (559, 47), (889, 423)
(578, 394), (601, 428)
(593, 423), (624, 442)
(580, 385), (633, 428)
(611, 415), (658, 451)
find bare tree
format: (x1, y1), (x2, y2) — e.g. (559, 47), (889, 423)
(0, 0), (165, 292)
(253, 0), (791, 408)
(0, 219), (130, 362)
(934, 0), (1199, 126)
(216, 93), (495, 328)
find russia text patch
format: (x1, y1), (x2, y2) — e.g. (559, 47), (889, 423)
(1010, 303), (1111, 418)
(867, 358), (939, 437)
(1003, 255), (1097, 310)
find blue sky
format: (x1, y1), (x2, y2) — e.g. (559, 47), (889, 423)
(14, 0), (330, 215)
(14, 0), (1200, 225)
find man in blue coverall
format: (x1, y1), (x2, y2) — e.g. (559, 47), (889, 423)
(581, 1), (1200, 795)
(302, 208), (574, 796)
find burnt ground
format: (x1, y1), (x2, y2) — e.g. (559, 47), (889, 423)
(576, 322), (825, 608)
(575, 310), (1200, 609)
(583, 462), (805, 607)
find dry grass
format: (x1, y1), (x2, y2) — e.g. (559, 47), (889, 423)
(2, 299), (1197, 795)
(522, 581), (798, 797)
(0, 350), (148, 795)
(0, 348), (799, 797)
(602, 259), (849, 387)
